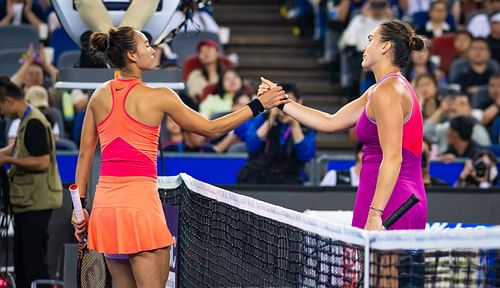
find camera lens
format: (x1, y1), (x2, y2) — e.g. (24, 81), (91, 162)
(474, 159), (487, 178)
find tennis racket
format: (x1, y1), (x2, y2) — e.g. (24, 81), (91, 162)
(70, 185), (112, 288)
(382, 194), (420, 229)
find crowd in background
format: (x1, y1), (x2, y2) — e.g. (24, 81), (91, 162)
(0, 0), (499, 187)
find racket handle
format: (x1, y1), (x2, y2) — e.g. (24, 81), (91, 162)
(382, 194), (420, 229)
(69, 184), (84, 222)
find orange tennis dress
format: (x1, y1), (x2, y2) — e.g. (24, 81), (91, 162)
(87, 78), (174, 254)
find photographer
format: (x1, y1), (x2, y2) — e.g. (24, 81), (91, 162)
(237, 83), (316, 184)
(455, 150), (498, 188)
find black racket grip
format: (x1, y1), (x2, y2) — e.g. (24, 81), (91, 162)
(382, 194), (420, 229)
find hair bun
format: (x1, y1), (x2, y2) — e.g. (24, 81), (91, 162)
(89, 32), (110, 53)
(410, 35), (427, 51)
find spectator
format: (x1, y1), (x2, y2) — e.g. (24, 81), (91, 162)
(466, 0), (500, 38)
(7, 85), (62, 147)
(338, 0), (392, 92)
(425, 93), (491, 154)
(440, 115), (483, 162)
(483, 75), (500, 143)
(453, 30), (473, 60)
(10, 44), (58, 90)
(414, 73), (439, 119)
(455, 150), (498, 188)
(452, 37), (500, 95)
(76, 0), (161, 68)
(318, 0), (350, 65)
(75, 0), (160, 33)
(487, 11), (500, 64)
(403, 46), (446, 86)
(163, 2), (220, 36)
(211, 91), (253, 153)
(186, 39), (224, 101)
(160, 115), (183, 149)
(200, 69), (245, 119)
(163, 129), (215, 153)
(0, 0), (45, 29)
(237, 83), (316, 184)
(473, 73), (500, 111)
(421, 140), (449, 187)
(320, 142), (362, 186)
(416, 0), (453, 39)
(0, 77), (62, 288)
(163, 95), (215, 153)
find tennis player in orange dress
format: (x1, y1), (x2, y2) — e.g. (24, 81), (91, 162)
(71, 27), (289, 287)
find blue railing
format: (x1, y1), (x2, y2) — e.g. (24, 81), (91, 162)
(56, 152), (476, 186)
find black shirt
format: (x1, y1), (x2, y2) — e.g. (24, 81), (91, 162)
(487, 35), (500, 65)
(24, 119), (50, 156)
(456, 64), (497, 94)
(444, 141), (482, 159)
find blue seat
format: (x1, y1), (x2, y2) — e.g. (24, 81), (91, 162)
(0, 49), (24, 76)
(0, 25), (39, 50)
(57, 50), (81, 68)
(49, 28), (79, 66)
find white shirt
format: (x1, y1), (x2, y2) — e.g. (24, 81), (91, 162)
(339, 15), (386, 52)
(8, 119), (60, 139)
(320, 166), (360, 187)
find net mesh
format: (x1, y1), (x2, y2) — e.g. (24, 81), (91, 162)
(158, 175), (500, 288)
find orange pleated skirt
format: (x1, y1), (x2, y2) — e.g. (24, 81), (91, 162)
(87, 176), (174, 254)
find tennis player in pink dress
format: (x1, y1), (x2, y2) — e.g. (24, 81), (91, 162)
(259, 20), (428, 231)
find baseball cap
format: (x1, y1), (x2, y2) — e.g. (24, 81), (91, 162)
(25, 85), (49, 108)
(196, 39), (218, 52)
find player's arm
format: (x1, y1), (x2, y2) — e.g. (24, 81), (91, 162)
(74, 95), (98, 198)
(261, 77), (369, 133)
(365, 80), (405, 230)
(157, 87), (289, 139)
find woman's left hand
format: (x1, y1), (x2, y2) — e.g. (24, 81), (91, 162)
(364, 211), (384, 231)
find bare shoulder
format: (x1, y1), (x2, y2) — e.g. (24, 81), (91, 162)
(88, 81), (111, 107)
(138, 84), (178, 99)
(371, 77), (407, 104)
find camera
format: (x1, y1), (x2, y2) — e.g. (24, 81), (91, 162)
(473, 158), (488, 178)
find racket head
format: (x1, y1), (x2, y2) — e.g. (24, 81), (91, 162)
(76, 237), (112, 288)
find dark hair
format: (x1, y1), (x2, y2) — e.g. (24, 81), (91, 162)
(455, 29), (473, 40)
(90, 27), (137, 69)
(429, 0), (447, 11)
(0, 76), (23, 101)
(379, 20), (430, 68)
(449, 116), (475, 141)
(472, 150), (498, 166)
(471, 37), (489, 47)
(278, 82), (301, 99)
(414, 73), (438, 88)
(214, 69), (244, 98)
(232, 90), (251, 105)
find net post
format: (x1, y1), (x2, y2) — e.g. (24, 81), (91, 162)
(364, 235), (370, 288)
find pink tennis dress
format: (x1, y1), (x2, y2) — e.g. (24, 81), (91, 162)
(353, 73), (427, 230)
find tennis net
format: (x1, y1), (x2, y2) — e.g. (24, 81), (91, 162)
(158, 174), (500, 288)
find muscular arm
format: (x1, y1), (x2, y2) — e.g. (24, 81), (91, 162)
(282, 92), (368, 133)
(366, 81), (406, 230)
(160, 87), (286, 139)
(74, 98), (98, 198)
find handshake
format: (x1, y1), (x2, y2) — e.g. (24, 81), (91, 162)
(254, 77), (291, 111)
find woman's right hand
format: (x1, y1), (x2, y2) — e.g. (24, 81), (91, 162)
(258, 85), (290, 110)
(71, 208), (89, 242)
